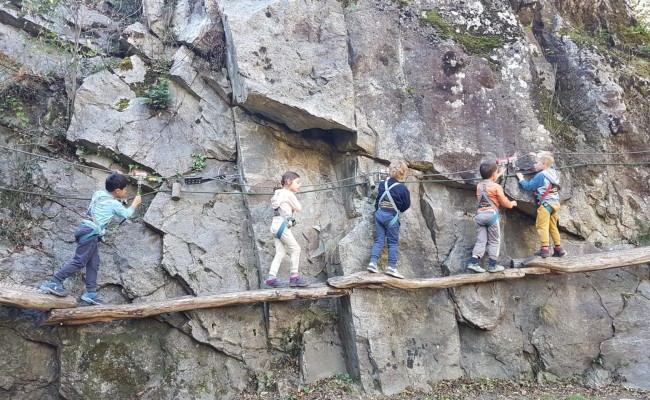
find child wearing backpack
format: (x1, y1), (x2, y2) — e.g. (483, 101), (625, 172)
(39, 173), (142, 305)
(467, 162), (517, 273)
(516, 151), (566, 258)
(367, 160), (411, 279)
(265, 171), (308, 288)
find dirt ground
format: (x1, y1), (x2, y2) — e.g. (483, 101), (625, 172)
(240, 376), (650, 400)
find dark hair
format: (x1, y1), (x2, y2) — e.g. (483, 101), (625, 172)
(274, 171), (300, 190)
(479, 162), (498, 179)
(105, 173), (129, 192)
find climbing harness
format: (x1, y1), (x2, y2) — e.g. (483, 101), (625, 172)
(274, 207), (296, 239)
(78, 193), (112, 243)
(476, 182), (499, 227)
(377, 180), (401, 228)
(535, 182), (556, 215)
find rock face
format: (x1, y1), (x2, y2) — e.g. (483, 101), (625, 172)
(1, 0), (649, 397)
(222, 0), (356, 132)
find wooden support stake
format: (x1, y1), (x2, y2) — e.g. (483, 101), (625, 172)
(171, 182), (181, 200)
(0, 283), (77, 310)
(46, 284), (348, 325)
(327, 268), (550, 290)
(511, 247), (650, 273)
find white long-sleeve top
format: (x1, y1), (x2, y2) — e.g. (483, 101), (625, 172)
(271, 188), (301, 217)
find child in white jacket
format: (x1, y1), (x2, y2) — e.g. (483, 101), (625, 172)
(266, 171), (307, 288)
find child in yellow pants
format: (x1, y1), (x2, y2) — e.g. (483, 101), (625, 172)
(516, 151), (566, 258)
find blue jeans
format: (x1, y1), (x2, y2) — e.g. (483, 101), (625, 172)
(369, 209), (401, 267)
(54, 225), (100, 292)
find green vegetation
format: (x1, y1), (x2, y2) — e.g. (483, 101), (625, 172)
(337, 0), (356, 8)
(116, 98), (130, 111)
(0, 95), (28, 129)
(189, 153), (207, 172)
(620, 23), (650, 53)
(142, 78), (171, 111)
(119, 57), (133, 70)
(420, 11), (505, 57)
(539, 88), (572, 136)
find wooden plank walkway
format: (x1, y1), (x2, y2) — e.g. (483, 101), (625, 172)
(1, 247), (648, 326)
(0, 282), (77, 310)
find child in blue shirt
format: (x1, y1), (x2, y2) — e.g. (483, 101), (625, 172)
(515, 151), (566, 258)
(39, 173), (141, 304)
(367, 160), (411, 279)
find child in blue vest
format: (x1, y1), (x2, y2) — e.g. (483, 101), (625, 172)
(367, 160), (411, 279)
(265, 171), (307, 288)
(467, 162), (517, 273)
(516, 151), (566, 258)
(39, 173), (141, 304)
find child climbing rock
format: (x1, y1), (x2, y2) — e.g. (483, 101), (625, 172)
(516, 151), (566, 258)
(39, 172), (141, 305)
(367, 160), (411, 279)
(266, 171), (307, 288)
(467, 161), (517, 273)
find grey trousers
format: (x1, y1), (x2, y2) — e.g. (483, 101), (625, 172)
(471, 211), (501, 260)
(53, 225), (100, 292)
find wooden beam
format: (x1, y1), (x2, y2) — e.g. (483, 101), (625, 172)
(511, 247), (650, 273)
(46, 284), (349, 326)
(327, 268), (551, 290)
(0, 283), (77, 310)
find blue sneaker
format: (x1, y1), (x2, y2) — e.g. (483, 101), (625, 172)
(39, 280), (69, 297)
(467, 262), (486, 273)
(367, 262), (379, 273)
(80, 292), (106, 305)
(265, 278), (286, 289)
(289, 276), (309, 287)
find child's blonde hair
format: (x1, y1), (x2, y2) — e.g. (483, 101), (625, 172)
(537, 151), (554, 168)
(388, 160), (408, 181)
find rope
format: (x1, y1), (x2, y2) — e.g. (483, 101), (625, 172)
(0, 144), (112, 174)
(2, 161), (647, 201)
(1, 142), (648, 200)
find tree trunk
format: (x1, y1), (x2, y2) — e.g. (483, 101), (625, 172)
(0, 283), (77, 310)
(327, 268), (550, 289)
(510, 247), (650, 272)
(46, 284), (348, 325)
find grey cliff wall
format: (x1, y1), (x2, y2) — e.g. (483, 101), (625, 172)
(0, 0), (649, 398)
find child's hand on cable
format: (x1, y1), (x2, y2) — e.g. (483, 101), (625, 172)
(132, 195), (142, 208)
(515, 172), (524, 180)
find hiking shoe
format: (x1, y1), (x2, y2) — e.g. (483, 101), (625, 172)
(265, 278), (286, 289)
(467, 262), (486, 274)
(552, 246), (567, 257)
(80, 292), (106, 305)
(534, 247), (550, 258)
(289, 276), (309, 287)
(367, 262), (379, 273)
(385, 267), (404, 279)
(39, 280), (69, 297)
(487, 264), (505, 273)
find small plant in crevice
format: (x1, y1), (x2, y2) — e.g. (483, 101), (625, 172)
(116, 98), (130, 111)
(151, 59), (173, 78)
(271, 326), (304, 372)
(119, 57), (133, 70)
(538, 303), (559, 326)
(189, 153), (207, 172)
(0, 95), (29, 129)
(420, 10), (505, 58)
(142, 78), (171, 111)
